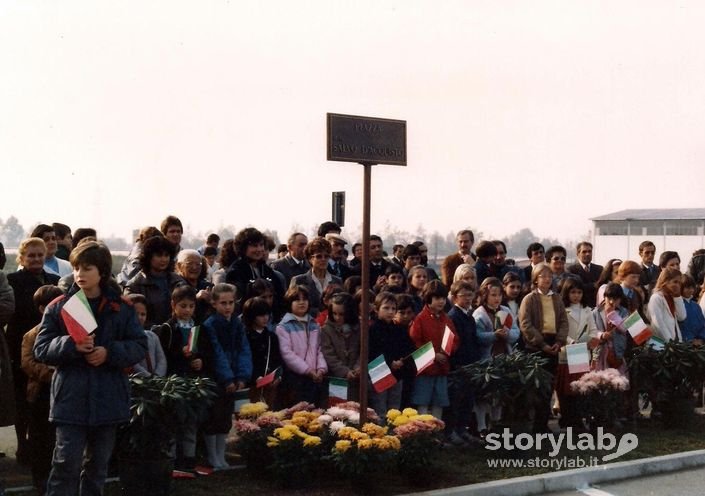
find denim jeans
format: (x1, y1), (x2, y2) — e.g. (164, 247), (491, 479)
(47, 424), (116, 496)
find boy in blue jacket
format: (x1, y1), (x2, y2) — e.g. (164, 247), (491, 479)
(34, 241), (147, 496)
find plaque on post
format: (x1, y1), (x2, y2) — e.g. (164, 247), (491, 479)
(327, 113), (406, 166)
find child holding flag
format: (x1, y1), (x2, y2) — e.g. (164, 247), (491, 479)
(473, 277), (520, 438)
(368, 292), (416, 418)
(556, 278), (598, 429)
(321, 292), (360, 403)
(34, 241), (147, 496)
(242, 296), (282, 406)
(409, 280), (458, 420)
(203, 283), (253, 470)
(152, 285), (214, 471)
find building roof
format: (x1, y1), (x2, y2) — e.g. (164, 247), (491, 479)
(591, 209), (705, 221)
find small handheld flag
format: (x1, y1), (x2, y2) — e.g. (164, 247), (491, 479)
(60, 290), (98, 344)
(328, 377), (349, 405)
(566, 342), (591, 374)
(187, 326), (200, 353)
(368, 355), (397, 393)
(441, 325), (455, 355)
(622, 311), (653, 345)
(412, 342), (435, 375)
(495, 310), (513, 330)
(256, 367), (281, 388)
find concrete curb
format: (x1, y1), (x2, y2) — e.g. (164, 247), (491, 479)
(403, 449), (705, 496)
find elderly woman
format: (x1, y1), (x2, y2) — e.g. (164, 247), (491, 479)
(6, 237), (60, 464)
(175, 249), (213, 323)
(291, 237), (342, 317)
(125, 235), (187, 327)
(518, 262), (568, 433)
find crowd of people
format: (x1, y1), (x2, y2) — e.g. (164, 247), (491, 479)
(1, 217), (705, 495)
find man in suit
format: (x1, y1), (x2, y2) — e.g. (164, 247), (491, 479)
(353, 234), (390, 289)
(566, 241), (603, 308)
(270, 232), (309, 286)
(389, 244), (404, 267)
(325, 232), (352, 281)
(638, 240), (660, 302)
(441, 230), (475, 287)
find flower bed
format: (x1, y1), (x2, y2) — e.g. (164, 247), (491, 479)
(232, 402), (444, 488)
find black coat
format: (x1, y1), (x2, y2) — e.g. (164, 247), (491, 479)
(6, 269), (60, 371)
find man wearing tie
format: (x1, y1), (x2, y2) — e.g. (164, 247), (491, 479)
(566, 242), (603, 308)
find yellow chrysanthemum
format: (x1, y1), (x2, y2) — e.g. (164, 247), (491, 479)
(303, 436), (321, 447)
(362, 423), (388, 437)
(274, 427), (295, 441)
(307, 421), (323, 433)
(411, 414), (435, 422)
(385, 435), (401, 450)
(238, 401), (269, 418)
(267, 440), (279, 448)
(357, 439), (374, 450)
(392, 415), (410, 426)
(283, 424), (301, 433)
(386, 409), (402, 421)
(335, 440), (352, 453)
(350, 431), (370, 441)
(337, 426), (358, 440)
(402, 408), (418, 417)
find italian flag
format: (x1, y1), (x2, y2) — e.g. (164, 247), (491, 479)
(328, 377), (348, 405)
(441, 325), (455, 355)
(188, 326), (200, 353)
(495, 309), (513, 329)
(368, 354), (397, 393)
(623, 311), (653, 345)
(60, 290), (97, 344)
(412, 341), (435, 375)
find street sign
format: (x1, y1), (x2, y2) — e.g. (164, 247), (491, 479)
(327, 113), (406, 166)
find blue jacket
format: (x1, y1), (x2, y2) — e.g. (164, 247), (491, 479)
(680, 298), (705, 342)
(203, 313), (253, 387)
(33, 286), (147, 426)
(473, 304), (520, 361)
(447, 306), (482, 367)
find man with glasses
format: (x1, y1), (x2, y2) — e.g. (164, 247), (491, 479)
(546, 245), (577, 292)
(566, 242), (603, 308)
(271, 232), (310, 286)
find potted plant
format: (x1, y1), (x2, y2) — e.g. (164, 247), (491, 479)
(118, 374), (217, 495)
(570, 368), (629, 431)
(628, 341), (705, 425)
(452, 352), (553, 431)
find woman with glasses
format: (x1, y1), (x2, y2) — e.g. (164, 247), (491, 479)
(546, 245), (575, 292)
(290, 237), (342, 318)
(175, 249), (214, 323)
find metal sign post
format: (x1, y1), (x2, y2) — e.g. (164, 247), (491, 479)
(327, 113), (406, 425)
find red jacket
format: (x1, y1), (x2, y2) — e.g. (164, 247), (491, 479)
(409, 305), (458, 376)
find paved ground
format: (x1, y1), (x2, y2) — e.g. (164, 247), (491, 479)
(0, 426), (33, 490)
(546, 466), (705, 496)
